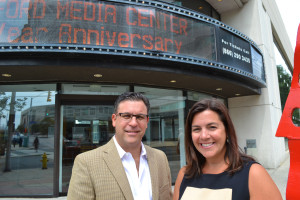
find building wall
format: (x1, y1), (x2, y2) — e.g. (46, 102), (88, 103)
(222, 0), (287, 168)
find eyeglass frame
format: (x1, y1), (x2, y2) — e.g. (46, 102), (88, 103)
(117, 112), (149, 121)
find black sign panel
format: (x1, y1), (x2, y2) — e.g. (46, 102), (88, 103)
(251, 46), (265, 81)
(217, 28), (252, 73)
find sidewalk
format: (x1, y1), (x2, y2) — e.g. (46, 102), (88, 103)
(1, 155), (290, 200)
(267, 154), (290, 200)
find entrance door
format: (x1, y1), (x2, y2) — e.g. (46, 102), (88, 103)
(59, 104), (114, 194)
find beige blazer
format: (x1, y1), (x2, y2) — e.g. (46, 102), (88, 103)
(67, 138), (173, 200)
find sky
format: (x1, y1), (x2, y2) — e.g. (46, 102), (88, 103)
(274, 0), (299, 74)
(275, 0), (299, 49)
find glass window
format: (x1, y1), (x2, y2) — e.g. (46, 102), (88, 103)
(187, 91), (212, 101)
(134, 86), (185, 184)
(62, 84), (129, 95)
(187, 91), (227, 105)
(60, 105), (114, 193)
(0, 84), (56, 196)
(90, 108), (96, 115)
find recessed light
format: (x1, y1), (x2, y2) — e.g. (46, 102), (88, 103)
(235, 93), (241, 96)
(216, 88), (222, 91)
(2, 73), (12, 77)
(218, 0), (223, 2)
(198, 6), (203, 10)
(94, 74), (102, 78)
(170, 80), (176, 83)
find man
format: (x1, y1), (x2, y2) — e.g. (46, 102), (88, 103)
(67, 92), (173, 200)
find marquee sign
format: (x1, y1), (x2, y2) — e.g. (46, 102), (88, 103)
(0, 0), (265, 84)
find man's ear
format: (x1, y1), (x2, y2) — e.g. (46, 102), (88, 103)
(112, 114), (117, 127)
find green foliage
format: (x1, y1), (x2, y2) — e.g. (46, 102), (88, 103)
(39, 117), (55, 135)
(31, 123), (40, 133)
(30, 117), (54, 135)
(0, 92), (27, 119)
(292, 108), (300, 126)
(16, 124), (25, 133)
(276, 65), (292, 111)
(277, 65), (300, 125)
(0, 92), (9, 119)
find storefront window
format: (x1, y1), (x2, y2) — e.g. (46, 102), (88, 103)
(187, 91), (225, 104)
(62, 84), (129, 95)
(60, 104), (114, 193)
(187, 91), (213, 101)
(134, 86), (185, 183)
(0, 83), (224, 195)
(0, 84), (56, 196)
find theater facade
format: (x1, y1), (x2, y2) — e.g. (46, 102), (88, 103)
(0, 0), (292, 197)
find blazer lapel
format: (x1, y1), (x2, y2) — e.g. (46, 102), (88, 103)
(103, 139), (134, 200)
(146, 146), (159, 200)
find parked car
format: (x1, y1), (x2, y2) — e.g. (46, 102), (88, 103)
(63, 138), (81, 164)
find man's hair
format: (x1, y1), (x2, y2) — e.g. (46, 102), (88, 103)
(114, 92), (150, 114)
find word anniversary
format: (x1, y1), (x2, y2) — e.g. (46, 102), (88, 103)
(0, 0), (189, 54)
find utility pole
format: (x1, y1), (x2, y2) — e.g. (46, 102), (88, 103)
(4, 92), (16, 172)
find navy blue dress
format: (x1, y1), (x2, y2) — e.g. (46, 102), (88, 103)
(179, 161), (256, 200)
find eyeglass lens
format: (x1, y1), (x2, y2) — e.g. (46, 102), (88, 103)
(118, 113), (148, 121)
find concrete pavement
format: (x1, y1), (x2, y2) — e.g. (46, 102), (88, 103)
(267, 154), (289, 200)
(1, 154), (290, 200)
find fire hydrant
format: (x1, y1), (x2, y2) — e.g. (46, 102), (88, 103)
(41, 152), (48, 169)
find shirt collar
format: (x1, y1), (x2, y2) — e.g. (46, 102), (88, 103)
(113, 135), (147, 159)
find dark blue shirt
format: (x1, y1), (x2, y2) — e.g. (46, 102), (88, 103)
(179, 161), (256, 200)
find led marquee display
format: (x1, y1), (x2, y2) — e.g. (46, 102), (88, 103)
(0, 0), (265, 83)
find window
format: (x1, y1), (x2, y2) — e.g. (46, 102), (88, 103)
(134, 86), (185, 183)
(0, 84), (56, 196)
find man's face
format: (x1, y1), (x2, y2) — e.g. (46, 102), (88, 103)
(112, 100), (149, 152)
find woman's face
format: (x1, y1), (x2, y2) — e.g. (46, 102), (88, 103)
(191, 109), (227, 162)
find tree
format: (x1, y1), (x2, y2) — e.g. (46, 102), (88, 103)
(0, 92), (10, 119)
(0, 92), (27, 172)
(276, 65), (292, 111)
(4, 92), (16, 172)
(0, 92), (27, 121)
(39, 117), (54, 136)
(16, 124), (25, 133)
(293, 109), (300, 126)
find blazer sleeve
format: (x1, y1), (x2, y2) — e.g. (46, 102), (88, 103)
(147, 146), (173, 200)
(67, 153), (95, 200)
(158, 151), (173, 200)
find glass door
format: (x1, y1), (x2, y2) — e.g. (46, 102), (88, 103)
(59, 104), (114, 194)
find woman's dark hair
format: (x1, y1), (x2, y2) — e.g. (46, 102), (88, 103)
(184, 98), (254, 177)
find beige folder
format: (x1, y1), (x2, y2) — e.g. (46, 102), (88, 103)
(181, 187), (232, 200)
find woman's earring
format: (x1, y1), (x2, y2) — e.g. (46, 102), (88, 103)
(226, 137), (229, 143)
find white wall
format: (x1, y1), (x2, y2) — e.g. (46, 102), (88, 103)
(221, 0), (287, 168)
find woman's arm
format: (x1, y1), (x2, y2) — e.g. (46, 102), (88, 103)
(249, 163), (283, 200)
(173, 167), (186, 200)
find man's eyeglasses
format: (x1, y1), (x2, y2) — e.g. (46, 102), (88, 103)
(118, 113), (148, 121)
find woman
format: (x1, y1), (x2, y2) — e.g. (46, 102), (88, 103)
(173, 99), (282, 200)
